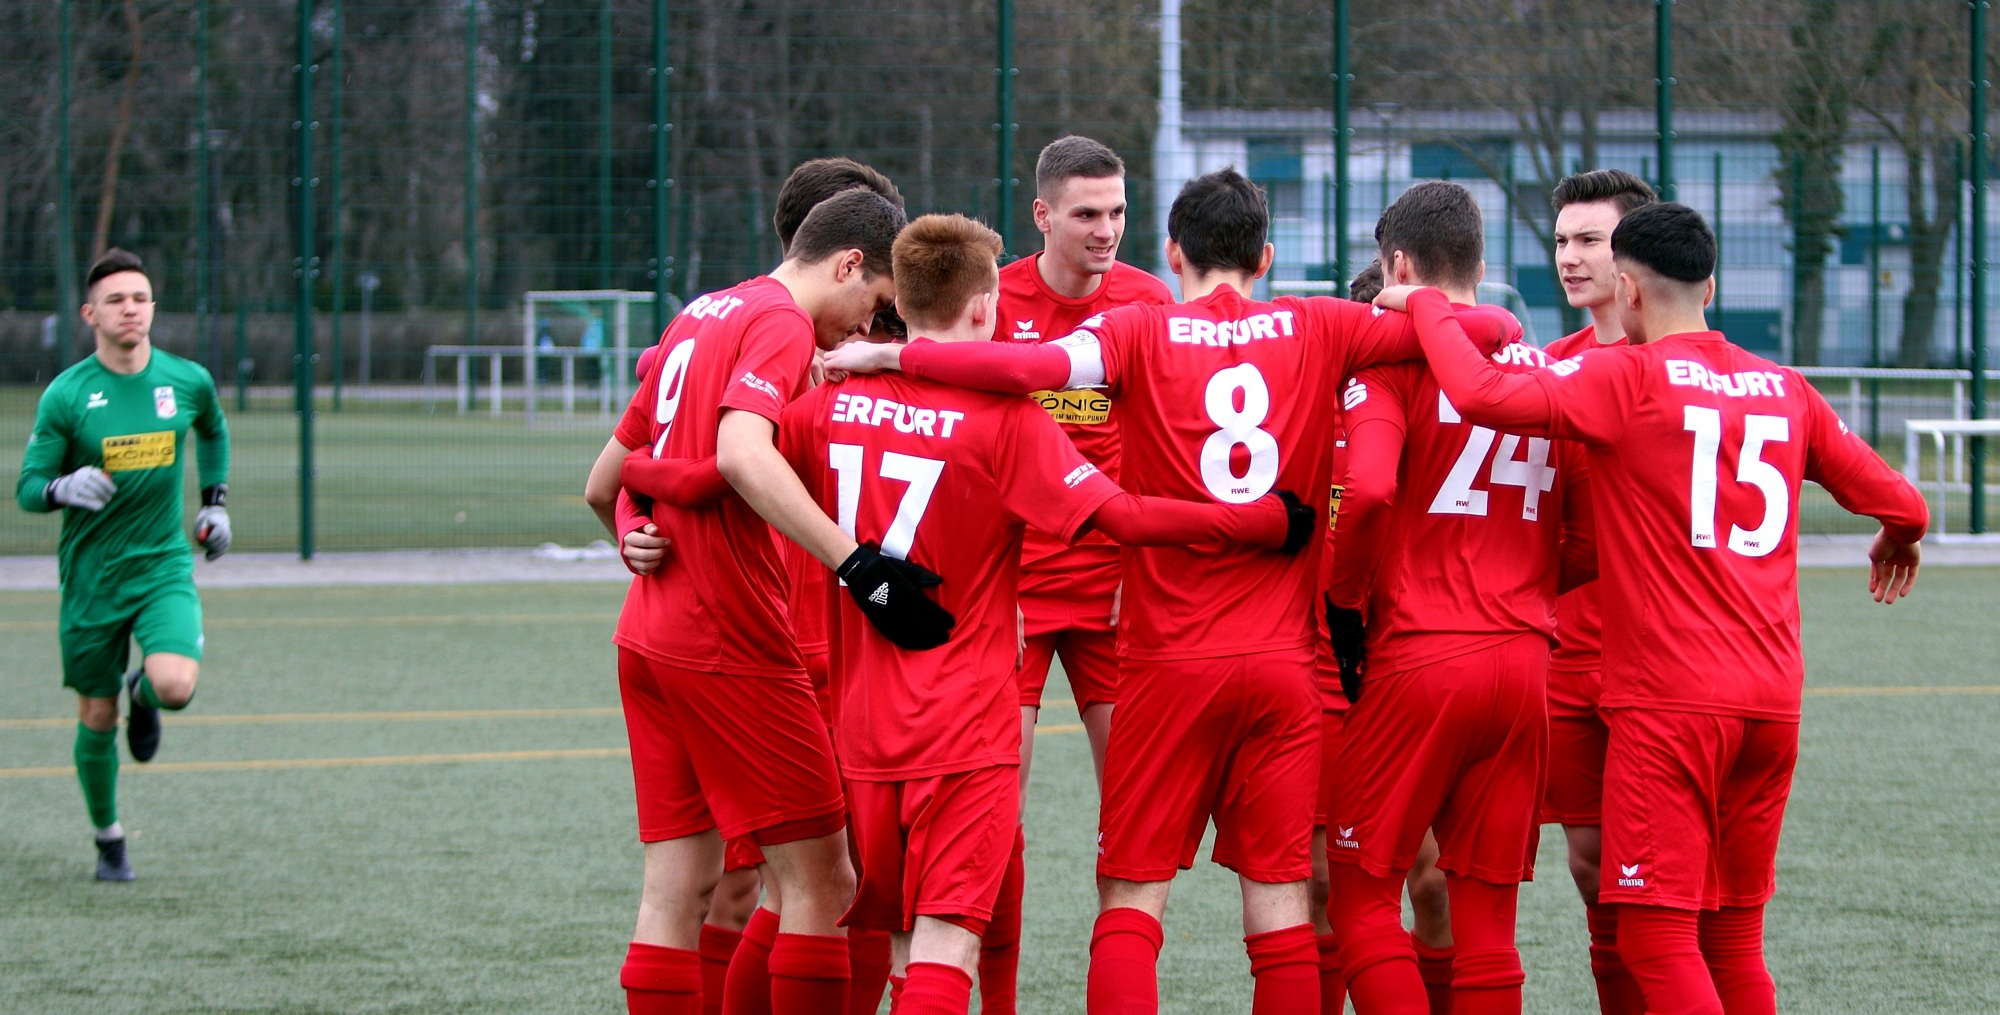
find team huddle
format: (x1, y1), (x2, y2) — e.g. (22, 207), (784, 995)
(588, 135), (1929, 1015)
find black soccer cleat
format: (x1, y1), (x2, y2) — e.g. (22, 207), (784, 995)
(95, 836), (134, 882)
(125, 670), (161, 763)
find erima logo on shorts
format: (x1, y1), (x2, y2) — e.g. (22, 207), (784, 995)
(1618, 863), (1645, 887)
(1333, 826), (1360, 850)
(868, 583), (891, 606)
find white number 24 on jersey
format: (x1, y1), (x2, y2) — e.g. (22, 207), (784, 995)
(1429, 391), (1557, 520)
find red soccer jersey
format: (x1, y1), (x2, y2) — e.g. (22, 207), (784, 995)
(1328, 306), (1590, 678)
(1409, 289), (1928, 720)
(1541, 324), (1627, 674)
(1072, 287), (1418, 662)
(783, 532), (829, 657)
(778, 371), (1123, 780)
(1313, 416), (1352, 709)
(611, 277), (815, 676)
(996, 255), (1176, 603)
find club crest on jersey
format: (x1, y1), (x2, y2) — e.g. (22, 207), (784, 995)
(153, 386), (178, 419)
(1012, 319), (1040, 342)
(1617, 863), (1645, 887)
(86, 391), (108, 410)
(1343, 378), (1368, 410)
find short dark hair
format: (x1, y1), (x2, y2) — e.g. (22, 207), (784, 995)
(1035, 136), (1125, 199)
(785, 188), (907, 278)
(1347, 258), (1385, 303)
(1167, 168), (1268, 275)
(1611, 202), (1716, 284)
(86, 248), (148, 294)
(892, 214), (1003, 328)
(1375, 181), (1483, 291)
(774, 158), (905, 251)
(1551, 169), (1658, 215)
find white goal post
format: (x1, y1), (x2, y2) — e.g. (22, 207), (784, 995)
(520, 290), (667, 424)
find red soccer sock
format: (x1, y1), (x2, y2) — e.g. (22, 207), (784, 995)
(978, 826), (1026, 1015)
(622, 941), (704, 1015)
(1617, 904), (1721, 1015)
(699, 925), (744, 1015)
(722, 907), (779, 1015)
(848, 929), (893, 1015)
(1087, 907), (1164, 1015)
(1246, 923), (1321, 1015)
(1583, 901), (1644, 1015)
(1410, 932), (1456, 1015)
(770, 932), (851, 1014)
(1442, 875), (1523, 1015)
(1316, 932), (1345, 1015)
(897, 962), (973, 1015)
(1329, 863), (1426, 1015)
(888, 974), (907, 1012)
(1699, 905), (1775, 1015)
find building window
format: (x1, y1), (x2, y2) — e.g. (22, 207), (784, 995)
(1247, 137), (1304, 219)
(1410, 138), (1510, 182)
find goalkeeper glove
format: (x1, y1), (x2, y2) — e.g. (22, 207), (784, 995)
(194, 484), (231, 561)
(1274, 490), (1315, 554)
(838, 544), (956, 650)
(44, 467), (116, 511)
(1326, 594), (1367, 703)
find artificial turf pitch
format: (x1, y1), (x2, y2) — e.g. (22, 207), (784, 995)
(2, 571), (1997, 1013)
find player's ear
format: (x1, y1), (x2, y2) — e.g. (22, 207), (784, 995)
(1164, 239), (1184, 276)
(1475, 259), (1487, 286)
(1254, 243), (1275, 280)
(1032, 197), (1053, 235)
(1702, 275), (1717, 310)
(835, 249), (865, 283)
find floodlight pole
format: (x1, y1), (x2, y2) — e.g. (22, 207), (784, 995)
(1971, 0), (1989, 533)
(294, 0), (318, 559)
(1655, 0), (1675, 200)
(1332, 0), (1350, 285)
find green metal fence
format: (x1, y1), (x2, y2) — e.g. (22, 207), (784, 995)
(1, 0), (1994, 555)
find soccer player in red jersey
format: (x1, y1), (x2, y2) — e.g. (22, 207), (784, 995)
(594, 189), (942, 1015)
(826, 168), (1427, 1015)
(781, 212), (1309, 1015)
(1322, 182), (1594, 1015)
(1378, 202), (1926, 1015)
(984, 134), (1175, 1015)
(1539, 168), (1658, 1015)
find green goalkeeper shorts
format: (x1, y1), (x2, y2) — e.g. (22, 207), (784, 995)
(59, 574), (205, 699)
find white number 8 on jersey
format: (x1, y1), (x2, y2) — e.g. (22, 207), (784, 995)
(1200, 363), (1280, 503)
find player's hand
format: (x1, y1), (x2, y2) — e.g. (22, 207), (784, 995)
(1371, 284), (1425, 313)
(1326, 595), (1367, 703)
(1866, 529), (1920, 604)
(838, 544), (956, 650)
(622, 523), (670, 576)
(821, 341), (903, 377)
(809, 348), (829, 388)
(1271, 490), (1316, 554)
(193, 507), (232, 560)
(45, 467), (116, 511)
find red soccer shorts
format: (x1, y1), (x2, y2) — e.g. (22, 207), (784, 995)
(1017, 626), (1120, 711)
(1097, 647), (1319, 884)
(803, 648), (834, 725)
(724, 837), (766, 873)
(1542, 667), (1608, 826)
(842, 765), (1020, 934)
(1598, 708), (1799, 911)
(1328, 634), (1548, 884)
(1315, 687), (1349, 829)
(618, 648), (847, 845)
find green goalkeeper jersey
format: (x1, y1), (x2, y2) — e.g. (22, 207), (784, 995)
(15, 348), (230, 589)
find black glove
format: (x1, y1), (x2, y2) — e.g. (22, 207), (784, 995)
(1273, 490), (1315, 554)
(1326, 594), (1367, 703)
(838, 545), (956, 650)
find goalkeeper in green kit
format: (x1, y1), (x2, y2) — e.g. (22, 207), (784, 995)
(15, 249), (231, 882)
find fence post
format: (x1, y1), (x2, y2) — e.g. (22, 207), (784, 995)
(1332, 0), (1349, 285)
(56, 0), (76, 371)
(599, 0), (613, 291)
(1870, 145), (1881, 444)
(1971, 0), (1989, 534)
(996, 0), (1017, 251)
(651, 0), (672, 337)
(464, 0), (479, 350)
(235, 302), (248, 413)
(294, 0), (318, 560)
(195, 0), (211, 376)
(329, 0), (344, 412)
(1713, 150), (1724, 321)
(1656, 0), (1675, 200)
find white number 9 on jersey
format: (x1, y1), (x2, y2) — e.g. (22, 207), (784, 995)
(650, 339), (698, 458)
(1200, 363), (1280, 503)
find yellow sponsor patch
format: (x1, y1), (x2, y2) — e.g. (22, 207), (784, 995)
(1032, 389), (1112, 426)
(101, 431), (177, 472)
(1328, 484), (1344, 531)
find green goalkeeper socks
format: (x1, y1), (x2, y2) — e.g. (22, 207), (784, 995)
(73, 723), (119, 831)
(133, 672), (192, 711)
